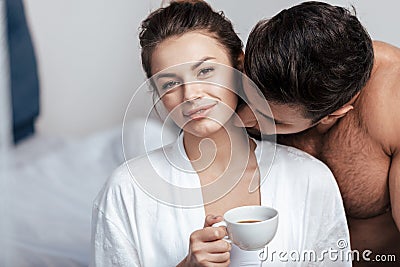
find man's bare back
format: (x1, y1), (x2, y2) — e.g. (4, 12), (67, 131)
(279, 41), (400, 266)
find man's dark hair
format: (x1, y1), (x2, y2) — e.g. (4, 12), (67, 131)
(245, 1), (374, 122)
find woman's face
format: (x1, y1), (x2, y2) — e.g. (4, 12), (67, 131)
(150, 31), (239, 137)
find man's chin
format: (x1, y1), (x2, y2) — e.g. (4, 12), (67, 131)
(245, 128), (260, 140)
(246, 128), (277, 142)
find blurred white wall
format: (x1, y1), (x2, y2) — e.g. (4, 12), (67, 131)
(24, 0), (155, 137)
(23, 0), (400, 137)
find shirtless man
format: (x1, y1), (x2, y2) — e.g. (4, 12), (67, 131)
(236, 2), (400, 266)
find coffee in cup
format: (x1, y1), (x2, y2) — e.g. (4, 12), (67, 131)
(213, 205), (278, 251)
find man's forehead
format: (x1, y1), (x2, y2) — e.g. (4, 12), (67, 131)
(244, 95), (307, 123)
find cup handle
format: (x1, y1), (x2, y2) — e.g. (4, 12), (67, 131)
(211, 221), (231, 243)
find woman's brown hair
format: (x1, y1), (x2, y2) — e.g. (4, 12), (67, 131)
(139, 0), (243, 78)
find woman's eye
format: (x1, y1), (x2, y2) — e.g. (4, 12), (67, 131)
(198, 67), (214, 78)
(162, 80), (180, 90)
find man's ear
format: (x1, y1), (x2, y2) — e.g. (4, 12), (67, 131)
(319, 105), (354, 124)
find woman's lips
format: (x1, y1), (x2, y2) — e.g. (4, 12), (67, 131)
(183, 103), (217, 120)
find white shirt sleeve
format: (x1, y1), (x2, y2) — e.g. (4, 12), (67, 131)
(90, 205), (141, 267)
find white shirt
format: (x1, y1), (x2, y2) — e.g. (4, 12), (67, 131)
(90, 135), (351, 266)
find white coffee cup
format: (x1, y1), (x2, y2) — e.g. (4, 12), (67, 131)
(213, 205), (278, 251)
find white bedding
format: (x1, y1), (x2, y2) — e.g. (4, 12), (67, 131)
(1, 118), (177, 267)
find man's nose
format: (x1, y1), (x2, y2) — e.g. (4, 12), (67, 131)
(233, 104), (258, 128)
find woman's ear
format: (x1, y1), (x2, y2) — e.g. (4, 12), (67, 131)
(236, 51), (244, 71)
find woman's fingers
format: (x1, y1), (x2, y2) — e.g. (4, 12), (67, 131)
(192, 235), (231, 254)
(191, 226), (227, 243)
(185, 216), (232, 267)
(195, 251), (231, 264)
(204, 214), (223, 227)
(207, 239), (231, 253)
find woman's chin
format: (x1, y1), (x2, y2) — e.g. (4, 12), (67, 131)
(183, 120), (225, 138)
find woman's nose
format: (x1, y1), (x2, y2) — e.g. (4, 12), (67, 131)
(183, 82), (202, 101)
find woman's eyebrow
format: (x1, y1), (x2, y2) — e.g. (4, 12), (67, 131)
(191, 56), (216, 70)
(155, 57), (216, 80)
(155, 72), (177, 80)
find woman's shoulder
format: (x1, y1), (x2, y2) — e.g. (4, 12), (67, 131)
(94, 162), (161, 219)
(93, 162), (137, 208)
(258, 141), (344, 216)
(276, 142), (325, 165)
(258, 140), (336, 185)
(258, 139), (327, 166)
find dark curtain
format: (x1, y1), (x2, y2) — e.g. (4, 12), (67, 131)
(5, 0), (40, 143)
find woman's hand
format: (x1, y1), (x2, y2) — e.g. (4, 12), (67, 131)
(177, 215), (231, 267)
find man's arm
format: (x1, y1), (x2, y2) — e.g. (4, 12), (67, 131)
(373, 42), (400, 231)
(389, 151), (400, 230)
(388, 78), (400, 229)
(386, 63), (400, 231)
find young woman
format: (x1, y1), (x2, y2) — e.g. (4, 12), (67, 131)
(90, 1), (351, 266)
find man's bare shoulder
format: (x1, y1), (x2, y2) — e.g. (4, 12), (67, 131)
(359, 41), (400, 152)
(373, 41), (400, 64)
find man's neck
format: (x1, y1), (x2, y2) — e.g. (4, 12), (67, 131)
(314, 119), (338, 134)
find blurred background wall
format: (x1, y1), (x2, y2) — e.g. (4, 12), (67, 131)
(20, 0), (400, 138)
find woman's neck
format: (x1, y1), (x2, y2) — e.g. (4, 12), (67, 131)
(183, 120), (251, 176)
